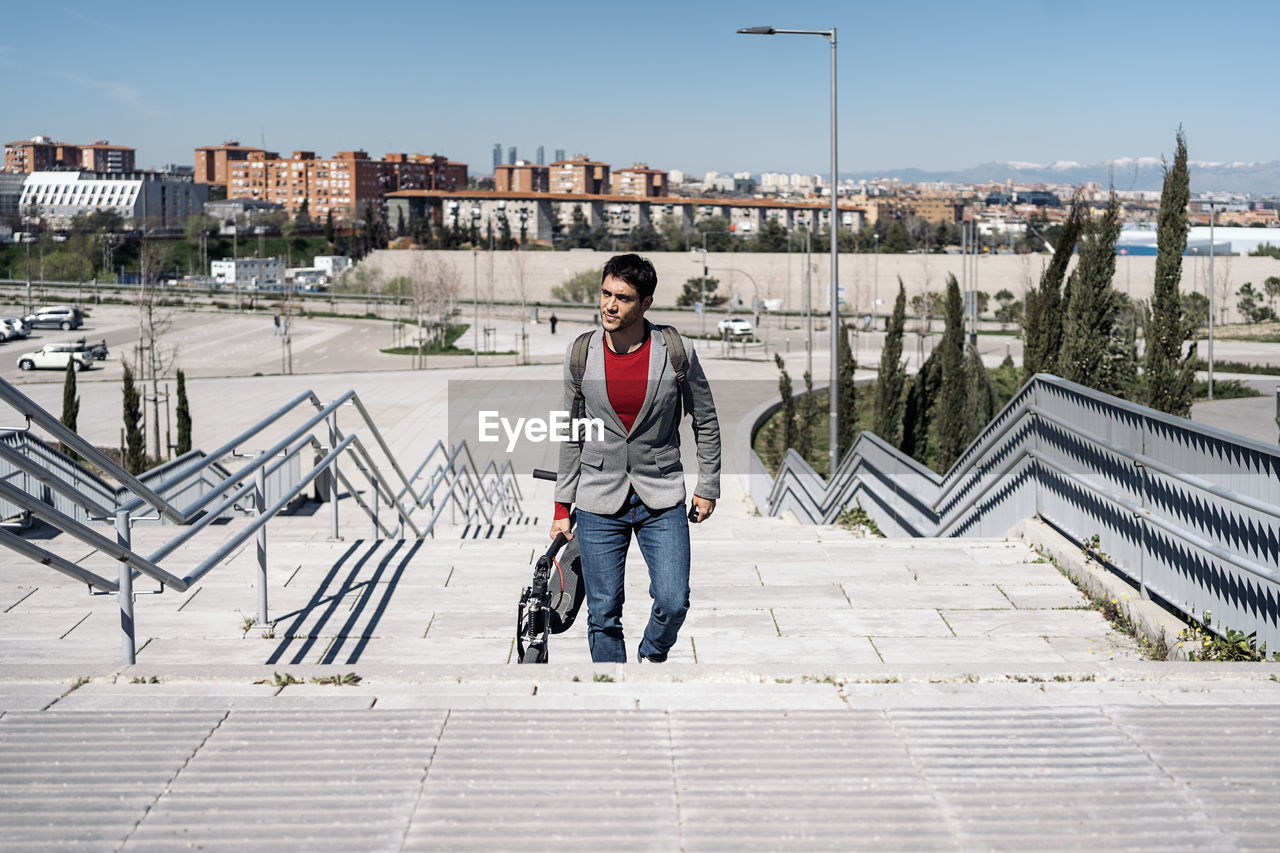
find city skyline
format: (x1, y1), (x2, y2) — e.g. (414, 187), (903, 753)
(3, 0), (1277, 179)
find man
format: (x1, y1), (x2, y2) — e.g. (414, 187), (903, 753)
(551, 254), (720, 663)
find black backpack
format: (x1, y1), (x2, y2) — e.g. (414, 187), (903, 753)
(568, 326), (691, 423)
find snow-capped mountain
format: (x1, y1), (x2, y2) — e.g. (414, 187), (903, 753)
(845, 158), (1280, 195)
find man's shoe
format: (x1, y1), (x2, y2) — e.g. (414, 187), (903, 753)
(637, 653), (667, 663)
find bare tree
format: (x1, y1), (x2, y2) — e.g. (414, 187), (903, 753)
(136, 240), (177, 462)
(1214, 254), (1233, 325)
(407, 255), (459, 368)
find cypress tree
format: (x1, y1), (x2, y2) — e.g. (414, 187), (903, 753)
(774, 354), (795, 455)
(1144, 128), (1197, 416)
(964, 345), (999, 445)
(900, 348), (939, 463)
(1060, 191), (1123, 392)
(1022, 198), (1086, 384)
(873, 280), (908, 446)
(122, 364), (146, 474)
(1109, 295), (1142, 399)
(59, 359), (79, 457)
(797, 370), (815, 465)
(934, 274), (968, 471)
(836, 320), (858, 460)
(175, 368), (192, 456)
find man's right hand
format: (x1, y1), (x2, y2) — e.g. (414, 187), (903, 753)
(550, 516), (573, 541)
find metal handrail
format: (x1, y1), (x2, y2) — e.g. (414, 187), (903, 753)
(0, 478), (186, 589)
(117, 390), (319, 515)
(0, 380), (187, 523)
(0, 438), (116, 519)
(753, 372), (1280, 647)
(0, 526), (117, 592)
(0, 370), (527, 664)
(183, 434), (356, 585)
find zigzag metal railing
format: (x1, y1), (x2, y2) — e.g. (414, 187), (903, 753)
(748, 373), (1280, 649)
(0, 378), (523, 664)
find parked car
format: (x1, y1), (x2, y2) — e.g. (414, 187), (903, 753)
(0, 318), (28, 341)
(17, 341), (93, 372)
(717, 316), (754, 337)
(24, 305), (84, 331)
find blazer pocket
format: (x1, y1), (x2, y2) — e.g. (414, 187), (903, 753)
(581, 448), (604, 469)
(654, 447), (682, 472)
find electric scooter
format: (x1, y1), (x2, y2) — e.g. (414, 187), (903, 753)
(516, 468), (585, 663)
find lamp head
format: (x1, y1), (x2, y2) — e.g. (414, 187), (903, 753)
(737, 26), (775, 34)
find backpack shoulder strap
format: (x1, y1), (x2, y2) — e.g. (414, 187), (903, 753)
(568, 330), (594, 421)
(656, 325), (692, 419)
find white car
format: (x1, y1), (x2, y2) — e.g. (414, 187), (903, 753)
(0, 317), (30, 340)
(717, 317), (754, 337)
(17, 342), (93, 372)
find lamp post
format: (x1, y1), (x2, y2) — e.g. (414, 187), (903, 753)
(873, 231), (879, 330)
(1207, 201), (1218, 401)
(739, 24), (840, 477)
(471, 207), (482, 366)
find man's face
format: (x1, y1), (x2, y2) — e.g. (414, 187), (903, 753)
(600, 275), (652, 334)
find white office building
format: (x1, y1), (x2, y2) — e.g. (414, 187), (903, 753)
(19, 170), (207, 229)
(313, 255), (352, 278)
(211, 257), (283, 287)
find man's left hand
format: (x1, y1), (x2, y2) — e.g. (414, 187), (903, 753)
(690, 495), (716, 523)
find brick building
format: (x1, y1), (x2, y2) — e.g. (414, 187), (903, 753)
(495, 161), (549, 193)
(194, 143), (467, 222)
(612, 163), (669, 197)
(550, 155), (610, 194)
(5, 136), (135, 174)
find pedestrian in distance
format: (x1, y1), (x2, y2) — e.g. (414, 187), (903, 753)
(551, 254), (721, 663)
(549, 312), (558, 335)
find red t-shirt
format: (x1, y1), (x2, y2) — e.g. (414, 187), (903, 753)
(554, 336), (650, 519)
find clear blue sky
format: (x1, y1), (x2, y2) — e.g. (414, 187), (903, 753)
(3, 0), (1275, 177)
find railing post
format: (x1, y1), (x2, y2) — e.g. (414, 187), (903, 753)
(371, 473), (380, 540)
(115, 508), (135, 666)
(328, 408), (340, 540)
(1032, 380), (1043, 520)
(1137, 418), (1150, 600)
(255, 451), (269, 624)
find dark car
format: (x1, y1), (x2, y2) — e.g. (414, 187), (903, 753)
(24, 305), (84, 331)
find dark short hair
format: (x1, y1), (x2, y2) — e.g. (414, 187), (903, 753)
(602, 254), (658, 300)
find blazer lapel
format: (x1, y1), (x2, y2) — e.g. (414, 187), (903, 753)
(631, 322), (666, 432)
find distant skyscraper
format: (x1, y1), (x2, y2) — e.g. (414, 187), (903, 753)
(554, 149), (565, 163)
(492, 144), (501, 172)
(536, 146), (544, 165)
(508, 146), (516, 165)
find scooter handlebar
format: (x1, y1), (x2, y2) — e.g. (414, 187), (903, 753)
(533, 468), (557, 482)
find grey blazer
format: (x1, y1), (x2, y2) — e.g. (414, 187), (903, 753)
(555, 322), (721, 515)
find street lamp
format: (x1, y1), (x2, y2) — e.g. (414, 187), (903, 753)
(739, 24), (840, 477)
(873, 231), (879, 330)
(1206, 200), (1219, 401)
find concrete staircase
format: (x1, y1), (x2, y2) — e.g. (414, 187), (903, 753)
(0, 504), (1139, 675)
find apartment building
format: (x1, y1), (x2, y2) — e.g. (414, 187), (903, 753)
(194, 141), (271, 186)
(550, 155), (610, 194)
(196, 143), (467, 222)
(4, 136), (135, 174)
(495, 161), (549, 193)
(612, 163), (668, 198)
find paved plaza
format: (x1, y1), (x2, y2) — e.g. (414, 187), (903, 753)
(1, 305), (1278, 849)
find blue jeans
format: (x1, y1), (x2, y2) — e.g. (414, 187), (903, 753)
(574, 492), (691, 663)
